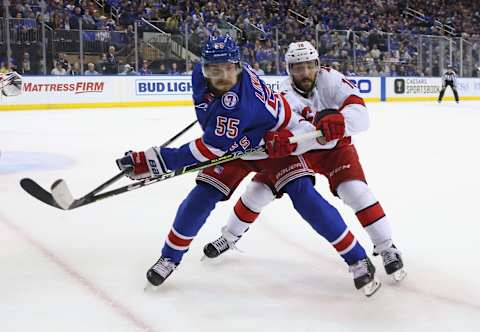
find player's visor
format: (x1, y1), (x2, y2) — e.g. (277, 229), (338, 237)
(202, 62), (242, 79)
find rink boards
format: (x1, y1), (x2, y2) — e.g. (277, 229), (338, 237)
(1, 75), (479, 111)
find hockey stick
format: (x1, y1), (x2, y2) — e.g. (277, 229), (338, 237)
(158, 119), (198, 147)
(21, 130), (322, 210)
(20, 120), (198, 209)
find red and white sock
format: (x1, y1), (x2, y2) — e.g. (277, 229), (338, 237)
(337, 180), (392, 247)
(226, 181), (275, 236)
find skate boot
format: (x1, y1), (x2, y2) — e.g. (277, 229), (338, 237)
(374, 244), (406, 282)
(145, 257), (178, 290)
(349, 257), (381, 297)
(202, 226), (244, 259)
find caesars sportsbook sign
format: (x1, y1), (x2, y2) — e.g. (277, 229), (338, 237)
(386, 77), (480, 100)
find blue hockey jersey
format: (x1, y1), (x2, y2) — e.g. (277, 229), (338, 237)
(158, 63), (299, 171)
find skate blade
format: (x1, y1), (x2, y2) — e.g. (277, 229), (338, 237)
(391, 268), (407, 282)
(362, 278), (382, 297)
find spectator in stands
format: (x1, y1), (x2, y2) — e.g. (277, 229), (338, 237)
(168, 62), (181, 75)
(96, 15), (108, 30)
(70, 62), (81, 76)
(159, 63), (167, 74)
(103, 46), (118, 74)
(119, 24), (135, 55)
(51, 12), (66, 30)
(69, 6), (83, 30)
(370, 44), (381, 62)
(139, 60), (152, 75)
(51, 61), (67, 75)
(182, 62), (193, 75)
(98, 53), (107, 74)
(0, 62), (9, 74)
(19, 52), (34, 75)
(118, 64), (137, 75)
(331, 61), (341, 72)
(83, 9), (97, 30)
(4, 0), (480, 78)
(345, 64), (356, 76)
(84, 63), (99, 75)
(165, 13), (180, 33)
(57, 53), (70, 73)
(252, 62), (265, 75)
(264, 62), (275, 75)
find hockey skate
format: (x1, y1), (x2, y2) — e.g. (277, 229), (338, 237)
(202, 226), (243, 260)
(349, 257), (381, 297)
(144, 257), (178, 291)
(374, 244), (407, 282)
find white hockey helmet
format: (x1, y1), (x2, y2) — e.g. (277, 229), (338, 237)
(285, 41), (319, 94)
(285, 41), (319, 71)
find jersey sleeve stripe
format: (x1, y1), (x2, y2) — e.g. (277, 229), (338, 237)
(270, 93), (293, 131)
(189, 138), (223, 161)
(339, 95), (365, 111)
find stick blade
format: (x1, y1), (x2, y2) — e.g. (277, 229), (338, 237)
(20, 178), (62, 209)
(51, 179), (75, 210)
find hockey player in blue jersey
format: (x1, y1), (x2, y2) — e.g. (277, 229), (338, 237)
(116, 34), (380, 296)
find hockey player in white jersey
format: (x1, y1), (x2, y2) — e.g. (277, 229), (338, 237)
(203, 41), (406, 282)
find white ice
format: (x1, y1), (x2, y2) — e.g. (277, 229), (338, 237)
(1, 101), (479, 332)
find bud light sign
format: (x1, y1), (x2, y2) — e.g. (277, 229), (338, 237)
(136, 78), (193, 95)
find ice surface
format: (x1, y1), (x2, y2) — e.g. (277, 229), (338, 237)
(1, 101), (479, 332)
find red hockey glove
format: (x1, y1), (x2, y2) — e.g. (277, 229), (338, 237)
(116, 148), (167, 180)
(264, 128), (297, 158)
(313, 109), (345, 142)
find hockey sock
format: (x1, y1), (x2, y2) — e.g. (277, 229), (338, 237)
(337, 180), (393, 248)
(226, 181), (275, 236)
(284, 177), (366, 265)
(162, 183), (224, 263)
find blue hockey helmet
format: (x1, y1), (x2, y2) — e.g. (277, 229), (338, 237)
(201, 34), (241, 65)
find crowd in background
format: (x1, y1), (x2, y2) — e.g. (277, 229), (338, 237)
(1, 0), (479, 76)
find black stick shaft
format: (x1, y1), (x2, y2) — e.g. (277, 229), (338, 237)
(160, 120), (198, 147)
(72, 120), (199, 199)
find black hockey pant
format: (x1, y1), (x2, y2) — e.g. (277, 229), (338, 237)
(438, 82), (459, 102)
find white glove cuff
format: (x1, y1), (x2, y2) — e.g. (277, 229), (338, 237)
(144, 147), (169, 176)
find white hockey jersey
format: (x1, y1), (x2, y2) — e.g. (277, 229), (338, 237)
(279, 66), (369, 150)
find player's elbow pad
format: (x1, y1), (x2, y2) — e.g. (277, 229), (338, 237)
(342, 104), (370, 135)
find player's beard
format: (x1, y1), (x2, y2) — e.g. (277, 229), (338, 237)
(295, 77), (315, 93)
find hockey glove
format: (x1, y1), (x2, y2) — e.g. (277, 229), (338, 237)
(264, 128), (297, 158)
(313, 108), (345, 142)
(116, 148), (167, 180)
